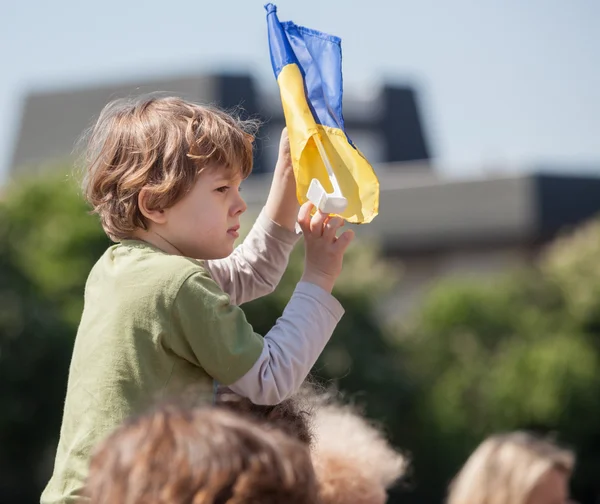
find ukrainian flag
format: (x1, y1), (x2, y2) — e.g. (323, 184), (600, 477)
(265, 3), (379, 223)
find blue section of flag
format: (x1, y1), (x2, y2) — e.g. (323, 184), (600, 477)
(265, 3), (347, 133)
(265, 3), (298, 76)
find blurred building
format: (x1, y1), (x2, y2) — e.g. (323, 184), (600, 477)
(9, 72), (431, 177)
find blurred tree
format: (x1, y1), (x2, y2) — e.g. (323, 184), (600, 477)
(3, 173), (110, 326)
(0, 172), (108, 503)
(541, 218), (600, 333)
(393, 216), (600, 504)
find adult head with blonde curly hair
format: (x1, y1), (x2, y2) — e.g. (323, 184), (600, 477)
(310, 399), (408, 504)
(447, 431), (575, 504)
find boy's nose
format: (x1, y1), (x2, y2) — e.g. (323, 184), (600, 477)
(232, 192), (247, 215)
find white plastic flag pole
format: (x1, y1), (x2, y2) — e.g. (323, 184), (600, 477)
(306, 134), (348, 214)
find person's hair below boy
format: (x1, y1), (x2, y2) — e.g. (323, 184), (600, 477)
(216, 388), (314, 446)
(218, 385), (408, 504)
(42, 95), (354, 503)
(82, 402), (319, 504)
(309, 395), (407, 504)
(447, 431), (575, 504)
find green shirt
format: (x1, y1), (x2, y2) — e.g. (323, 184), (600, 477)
(41, 240), (264, 504)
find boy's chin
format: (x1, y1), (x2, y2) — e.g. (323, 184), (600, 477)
(199, 245), (235, 260)
(218, 243), (235, 258)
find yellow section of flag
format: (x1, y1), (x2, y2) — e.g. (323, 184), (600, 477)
(278, 64), (379, 223)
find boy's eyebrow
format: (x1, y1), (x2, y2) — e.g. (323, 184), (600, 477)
(213, 173), (243, 185)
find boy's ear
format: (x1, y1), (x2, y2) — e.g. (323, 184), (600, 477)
(138, 188), (167, 224)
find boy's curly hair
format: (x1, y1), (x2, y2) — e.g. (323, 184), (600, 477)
(80, 95), (259, 241)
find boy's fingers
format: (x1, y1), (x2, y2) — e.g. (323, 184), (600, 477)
(278, 127), (290, 155)
(333, 229), (355, 253)
(297, 202), (314, 235)
(323, 217), (345, 240)
(309, 209), (329, 236)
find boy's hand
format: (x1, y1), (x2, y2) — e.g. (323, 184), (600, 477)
(297, 202), (354, 293)
(264, 128), (298, 232)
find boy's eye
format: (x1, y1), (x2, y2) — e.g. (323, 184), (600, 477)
(216, 186), (230, 193)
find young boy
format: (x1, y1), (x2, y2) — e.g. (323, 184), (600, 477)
(41, 95), (354, 503)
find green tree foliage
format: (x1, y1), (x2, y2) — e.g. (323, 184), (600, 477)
(0, 173), (109, 503)
(3, 173), (110, 325)
(541, 218), (600, 332)
(395, 218), (600, 503)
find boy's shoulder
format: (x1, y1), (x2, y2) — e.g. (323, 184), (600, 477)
(94, 240), (212, 295)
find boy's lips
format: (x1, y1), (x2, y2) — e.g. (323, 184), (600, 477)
(227, 225), (240, 238)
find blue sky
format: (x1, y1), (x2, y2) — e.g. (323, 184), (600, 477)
(1, 0), (598, 182)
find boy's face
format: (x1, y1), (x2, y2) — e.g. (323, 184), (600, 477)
(160, 167), (247, 259)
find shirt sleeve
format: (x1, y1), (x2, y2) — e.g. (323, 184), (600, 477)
(204, 208), (300, 305)
(167, 271), (345, 404)
(168, 270), (265, 386)
(228, 282), (345, 405)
